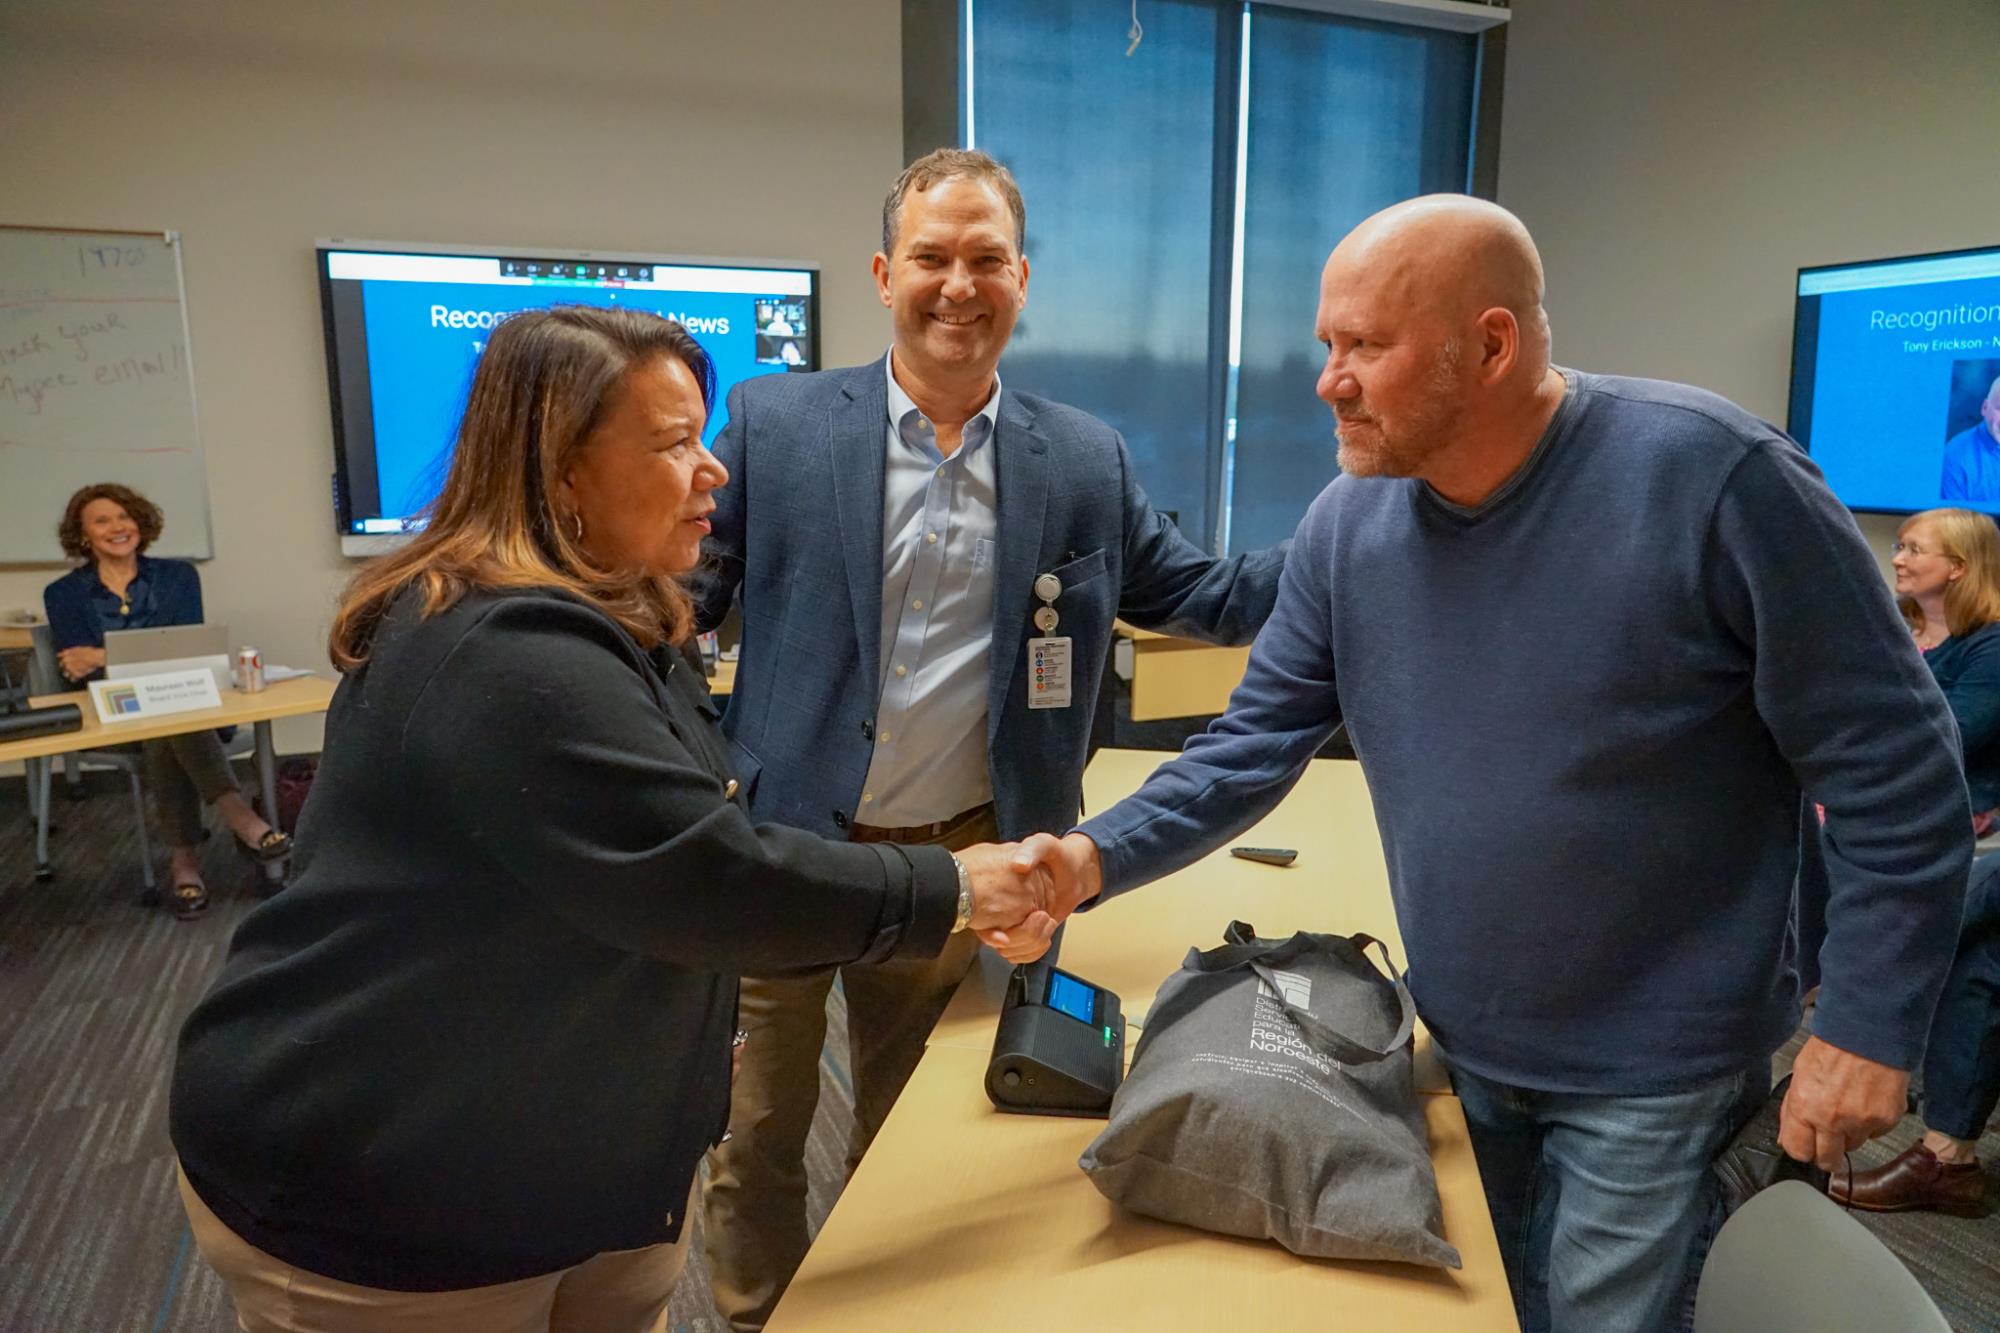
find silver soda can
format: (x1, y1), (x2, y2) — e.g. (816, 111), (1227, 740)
(236, 646), (265, 693)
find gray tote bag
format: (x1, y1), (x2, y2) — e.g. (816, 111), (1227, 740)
(1078, 920), (1461, 1268)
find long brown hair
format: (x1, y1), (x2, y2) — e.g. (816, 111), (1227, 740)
(1897, 507), (2000, 639)
(58, 482), (163, 560)
(328, 306), (715, 671)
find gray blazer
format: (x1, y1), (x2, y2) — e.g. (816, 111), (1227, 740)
(692, 357), (1289, 841)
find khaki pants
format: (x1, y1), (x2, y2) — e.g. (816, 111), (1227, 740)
(145, 729), (239, 848)
(702, 804), (996, 1331)
(178, 1165), (694, 1333)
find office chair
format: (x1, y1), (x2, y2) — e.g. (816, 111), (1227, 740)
(27, 623), (261, 897)
(1693, 1180), (1950, 1333)
(25, 622), (156, 894)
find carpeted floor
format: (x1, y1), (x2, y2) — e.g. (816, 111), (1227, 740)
(3, 763), (1997, 1331)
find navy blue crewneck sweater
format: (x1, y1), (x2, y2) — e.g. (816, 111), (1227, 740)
(1084, 372), (1969, 1094)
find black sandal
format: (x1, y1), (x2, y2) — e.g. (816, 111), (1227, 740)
(235, 827), (293, 864)
(171, 880), (209, 921)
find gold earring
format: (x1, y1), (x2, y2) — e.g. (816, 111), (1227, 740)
(571, 511), (585, 542)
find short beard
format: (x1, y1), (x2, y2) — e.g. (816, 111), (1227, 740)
(1335, 340), (1465, 479)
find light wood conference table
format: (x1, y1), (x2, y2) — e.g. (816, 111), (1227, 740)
(708, 656), (736, 695)
(1119, 621), (1252, 721)
(2, 675), (337, 883)
(929, 749), (1449, 1095)
(768, 750), (1514, 1331)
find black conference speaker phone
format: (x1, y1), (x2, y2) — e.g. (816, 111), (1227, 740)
(985, 951), (1125, 1117)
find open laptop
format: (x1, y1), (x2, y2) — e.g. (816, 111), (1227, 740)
(105, 624), (233, 694)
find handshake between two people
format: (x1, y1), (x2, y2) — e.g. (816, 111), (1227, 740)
(953, 833), (1107, 965)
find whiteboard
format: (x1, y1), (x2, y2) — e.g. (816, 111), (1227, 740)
(0, 226), (213, 562)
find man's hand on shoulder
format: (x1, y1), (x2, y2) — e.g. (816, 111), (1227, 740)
(1779, 1034), (1911, 1172)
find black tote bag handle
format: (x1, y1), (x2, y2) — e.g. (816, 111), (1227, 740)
(1187, 920), (1417, 1066)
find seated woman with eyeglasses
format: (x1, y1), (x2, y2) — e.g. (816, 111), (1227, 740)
(1891, 508), (2000, 831)
(42, 483), (291, 920)
(1795, 511), (2000, 1200)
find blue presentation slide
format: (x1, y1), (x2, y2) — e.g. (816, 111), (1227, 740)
(359, 280), (772, 519)
(319, 248), (816, 533)
(1795, 251), (2000, 515)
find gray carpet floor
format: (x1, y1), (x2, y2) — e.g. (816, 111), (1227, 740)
(3, 766), (1998, 1331)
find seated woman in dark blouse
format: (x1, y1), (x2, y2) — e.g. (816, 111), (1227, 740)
(43, 483), (290, 919)
(1892, 507), (2000, 827)
(1824, 512), (2000, 1214)
(168, 307), (1054, 1332)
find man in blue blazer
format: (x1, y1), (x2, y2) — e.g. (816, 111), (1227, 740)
(692, 148), (1289, 1330)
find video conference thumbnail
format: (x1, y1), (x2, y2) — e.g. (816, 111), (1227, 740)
(755, 299), (811, 367)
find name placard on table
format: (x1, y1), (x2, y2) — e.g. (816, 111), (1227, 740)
(87, 669), (223, 723)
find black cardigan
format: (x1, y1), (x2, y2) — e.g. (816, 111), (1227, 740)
(169, 588), (958, 1290)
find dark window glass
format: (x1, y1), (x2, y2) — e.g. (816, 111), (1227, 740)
(1227, 5), (1476, 552)
(971, 0), (1224, 547)
(970, 1), (1479, 554)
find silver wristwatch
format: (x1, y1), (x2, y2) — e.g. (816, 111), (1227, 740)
(950, 853), (973, 932)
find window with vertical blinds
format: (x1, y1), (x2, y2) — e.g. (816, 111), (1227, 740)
(1228, 4), (1477, 552)
(970, 0), (1225, 546)
(967, 0), (1481, 553)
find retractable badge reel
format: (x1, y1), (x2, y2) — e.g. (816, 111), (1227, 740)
(1029, 573), (1072, 709)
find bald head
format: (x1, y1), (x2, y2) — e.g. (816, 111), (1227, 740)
(1327, 195), (1548, 361)
(1314, 195), (1568, 500)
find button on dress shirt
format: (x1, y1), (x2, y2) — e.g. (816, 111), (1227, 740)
(856, 357), (1001, 825)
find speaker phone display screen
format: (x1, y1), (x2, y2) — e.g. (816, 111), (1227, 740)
(1043, 969), (1098, 1025)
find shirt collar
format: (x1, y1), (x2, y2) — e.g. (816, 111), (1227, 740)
(885, 352), (1002, 460)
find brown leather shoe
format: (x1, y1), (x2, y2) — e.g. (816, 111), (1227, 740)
(1830, 1143), (1989, 1217)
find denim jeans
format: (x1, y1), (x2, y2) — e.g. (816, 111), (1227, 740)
(1922, 852), (2000, 1141)
(1448, 1058), (1769, 1333)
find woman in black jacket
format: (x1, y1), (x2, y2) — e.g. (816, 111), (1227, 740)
(169, 307), (1053, 1332)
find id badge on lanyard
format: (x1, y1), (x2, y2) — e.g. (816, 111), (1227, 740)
(1028, 572), (1072, 709)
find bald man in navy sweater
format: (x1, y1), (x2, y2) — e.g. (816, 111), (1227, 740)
(1009, 197), (1968, 1333)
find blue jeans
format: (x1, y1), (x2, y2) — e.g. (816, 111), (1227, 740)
(1922, 853), (2000, 1140)
(1449, 1059), (1769, 1333)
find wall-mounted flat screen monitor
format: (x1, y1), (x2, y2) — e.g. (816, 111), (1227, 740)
(317, 240), (819, 554)
(1790, 244), (2000, 515)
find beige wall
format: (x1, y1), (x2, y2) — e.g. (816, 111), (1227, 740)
(1498, 0), (2000, 572)
(0, 0), (906, 752)
(13, 0), (1996, 755)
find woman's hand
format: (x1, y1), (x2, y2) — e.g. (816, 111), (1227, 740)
(56, 645), (105, 681)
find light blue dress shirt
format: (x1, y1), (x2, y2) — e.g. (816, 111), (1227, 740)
(856, 356), (1002, 825)
(1940, 422), (2000, 503)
